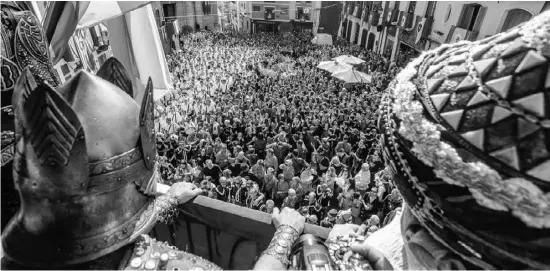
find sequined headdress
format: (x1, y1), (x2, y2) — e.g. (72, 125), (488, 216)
(379, 11), (550, 269)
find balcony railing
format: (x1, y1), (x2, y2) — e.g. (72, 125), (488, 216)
(295, 12), (311, 21)
(151, 196), (330, 270)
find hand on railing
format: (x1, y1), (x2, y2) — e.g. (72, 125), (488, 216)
(271, 207), (305, 235)
(167, 182), (204, 204)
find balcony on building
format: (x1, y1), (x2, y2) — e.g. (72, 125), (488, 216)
(151, 196), (330, 270)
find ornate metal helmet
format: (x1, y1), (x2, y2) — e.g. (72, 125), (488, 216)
(2, 51), (160, 268)
(379, 11), (550, 269)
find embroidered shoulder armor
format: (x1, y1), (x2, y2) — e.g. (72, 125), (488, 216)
(123, 235), (222, 271)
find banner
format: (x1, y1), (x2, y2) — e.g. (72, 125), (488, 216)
(44, 1), (151, 64)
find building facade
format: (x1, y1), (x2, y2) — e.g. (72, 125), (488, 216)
(229, 1), (322, 34)
(152, 1), (219, 32)
(339, 1), (548, 66)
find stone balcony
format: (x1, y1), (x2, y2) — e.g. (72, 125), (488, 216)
(151, 196), (331, 270)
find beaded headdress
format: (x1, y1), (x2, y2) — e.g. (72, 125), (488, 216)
(379, 11), (550, 269)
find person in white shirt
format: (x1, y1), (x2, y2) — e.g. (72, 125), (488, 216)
(354, 163), (371, 197)
(164, 117), (180, 135)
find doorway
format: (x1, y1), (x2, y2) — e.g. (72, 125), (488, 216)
(360, 29), (368, 47)
(367, 33), (375, 50)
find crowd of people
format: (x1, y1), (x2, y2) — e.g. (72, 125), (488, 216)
(154, 30), (403, 233)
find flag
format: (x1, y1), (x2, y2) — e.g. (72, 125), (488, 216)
(44, 2), (90, 64)
(415, 17), (428, 44)
(44, 1), (151, 65)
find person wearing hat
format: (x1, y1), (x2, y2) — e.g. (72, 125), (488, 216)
(343, 12), (550, 270)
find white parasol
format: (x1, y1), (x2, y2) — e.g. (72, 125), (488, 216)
(332, 55), (366, 65)
(331, 69), (372, 84)
(316, 60), (352, 74)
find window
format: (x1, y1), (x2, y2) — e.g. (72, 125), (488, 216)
(296, 6), (304, 20)
(163, 4), (176, 21)
(458, 4), (482, 31)
(500, 9), (533, 32)
(408, 1), (416, 14)
(394, 1), (400, 10)
(60, 64), (71, 77)
(252, 5), (261, 12)
(354, 22), (360, 44)
(425, 1), (436, 18)
(265, 6), (275, 20)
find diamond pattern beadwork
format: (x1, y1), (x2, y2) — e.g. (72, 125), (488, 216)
(422, 22), (550, 182)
